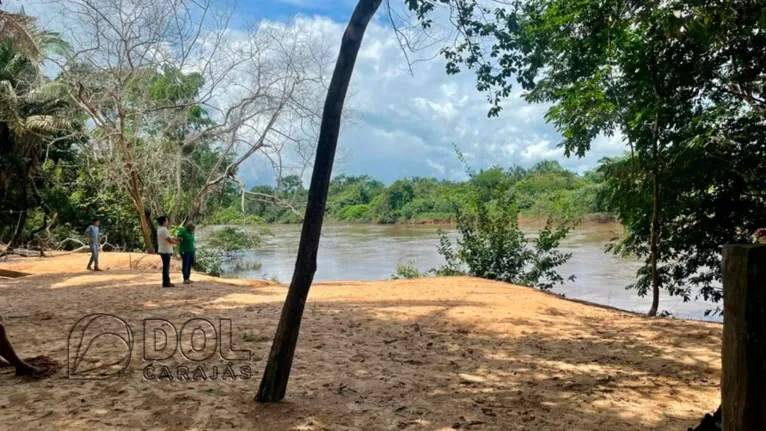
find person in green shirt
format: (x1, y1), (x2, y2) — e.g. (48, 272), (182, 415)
(177, 222), (196, 284)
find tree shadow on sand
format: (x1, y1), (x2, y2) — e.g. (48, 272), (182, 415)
(0, 274), (721, 430)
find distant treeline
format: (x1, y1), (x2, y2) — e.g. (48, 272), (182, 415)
(209, 160), (614, 225)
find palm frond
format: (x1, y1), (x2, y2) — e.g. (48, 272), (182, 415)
(40, 31), (71, 57)
(0, 10), (40, 60)
(0, 10), (76, 162)
(0, 44), (35, 80)
(0, 10), (70, 62)
(23, 114), (73, 133)
(28, 81), (70, 101)
(0, 79), (22, 125)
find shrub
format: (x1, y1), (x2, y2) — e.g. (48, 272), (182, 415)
(338, 204), (371, 222)
(195, 226), (267, 277)
(433, 147), (575, 290)
(436, 203), (575, 290)
(206, 226), (262, 253)
(390, 261), (425, 279)
(193, 248), (224, 277)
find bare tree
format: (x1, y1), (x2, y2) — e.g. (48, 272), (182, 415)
(50, 0), (329, 251)
(183, 22), (331, 222)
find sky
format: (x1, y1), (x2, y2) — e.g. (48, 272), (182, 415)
(239, 1), (627, 185)
(7, 0), (627, 186)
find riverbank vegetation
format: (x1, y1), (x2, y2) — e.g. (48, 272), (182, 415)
(0, 4), (331, 254)
(226, 159), (612, 225)
(400, 0), (766, 317)
(0, 0), (761, 423)
(388, 152), (577, 290)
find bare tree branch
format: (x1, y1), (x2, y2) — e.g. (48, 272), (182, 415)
(49, 0), (331, 234)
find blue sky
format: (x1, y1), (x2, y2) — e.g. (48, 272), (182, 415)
(7, 0), (626, 186)
(239, 0), (358, 23)
(233, 1), (626, 186)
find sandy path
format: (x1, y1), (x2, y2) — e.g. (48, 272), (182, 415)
(0, 251), (183, 274)
(0, 253), (720, 430)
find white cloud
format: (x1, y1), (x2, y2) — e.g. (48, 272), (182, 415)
(11, 1), (629, 185)
(426, 158), (446, 175)
(522, 140), (562, 161)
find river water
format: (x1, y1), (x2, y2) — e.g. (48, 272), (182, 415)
(203, 223), (721, 322)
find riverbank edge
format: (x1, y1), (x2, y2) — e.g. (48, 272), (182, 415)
(1, 251), (720, 326)
(215, 213), (620, 227)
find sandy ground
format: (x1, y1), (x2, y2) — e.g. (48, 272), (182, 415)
(0, 252), (721, 430)
(0, 251), (185, 275)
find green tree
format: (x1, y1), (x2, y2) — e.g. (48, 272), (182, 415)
(0, 10), (74, 249)
(205, 226), (263, 254)
(404, 0), (766, 316)
(435, 151), (575, 290)
(142, 66), (217, 223)
(517, 0), (765, 314)
(327, 175), (383, 221)
(370, 179), (415, 222)
(504, 0), (692, 315)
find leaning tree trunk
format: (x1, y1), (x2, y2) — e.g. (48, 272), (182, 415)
(256, 0), (383, 403)
(648, 114), (661, 317)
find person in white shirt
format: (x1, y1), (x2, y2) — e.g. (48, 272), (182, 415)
(156, 216), (179, 288)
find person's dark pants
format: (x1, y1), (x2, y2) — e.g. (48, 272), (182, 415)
(181, 251), (195, 281)
(160, 253), (172, 287)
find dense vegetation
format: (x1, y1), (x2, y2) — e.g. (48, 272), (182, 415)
(225, 159), (611, 225)
(2, 0), (764, 320)
(0, 6), (324, 253)
(192, 226), (267, 277)
(391, 153), (576, 290)
(405, 0), (766, 316)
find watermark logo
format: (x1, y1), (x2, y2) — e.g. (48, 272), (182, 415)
(67, 314), (253, 381)
(68, 314), (133, 379)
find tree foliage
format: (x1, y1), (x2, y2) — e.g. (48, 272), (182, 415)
(1, 2), (330, 253)
(432, 151), (575, 290)
(407, 0), (766, 313)
(205, 226), (264, 254)
(240, 162), (609, 225)
(0, 10), (75, 250)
